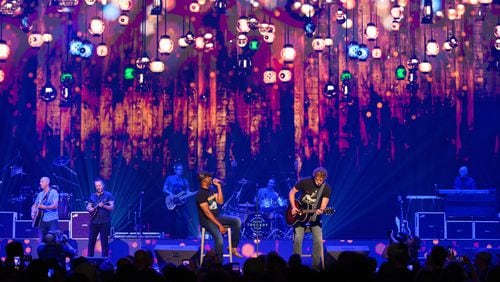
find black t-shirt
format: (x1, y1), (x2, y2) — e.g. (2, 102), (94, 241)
(88, 191), (114, 224)
(196, 187), (219, 223)
(295, 177), (332, 207)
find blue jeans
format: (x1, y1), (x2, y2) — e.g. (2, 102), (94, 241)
(39, 220), (59, 242)
(293, 224), (323, 269)
(200, 215), (241, 260)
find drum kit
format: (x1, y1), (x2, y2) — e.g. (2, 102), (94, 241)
(222, 178), (292, 239)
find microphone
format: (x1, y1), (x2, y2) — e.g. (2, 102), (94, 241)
(212, 178), (225, 185)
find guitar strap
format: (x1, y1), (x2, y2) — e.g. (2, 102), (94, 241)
(310, 182), (326, 222)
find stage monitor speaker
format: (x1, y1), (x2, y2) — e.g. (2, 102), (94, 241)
(154, 245), (199, 267)
(0, 212), (17, 239)
(86, 257), (108, 266)
(70, 212), (89, 239)
(326, 245), (370, 260)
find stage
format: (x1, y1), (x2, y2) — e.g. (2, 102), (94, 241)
(1, 236), (499, 268)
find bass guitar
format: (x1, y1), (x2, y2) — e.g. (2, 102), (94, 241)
(285, 199), (335, 226)
(165, 190), (198, 210)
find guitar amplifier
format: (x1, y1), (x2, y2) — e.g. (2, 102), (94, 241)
(0, 212), (17, 239)
(14, 220), (70, 239)
(70, 212), (89, 239)
(446, 221), (473, 239)
(474, 221), (499, 239)
(415, 212), (445, 239)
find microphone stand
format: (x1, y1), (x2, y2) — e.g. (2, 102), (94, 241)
(136, 191), (145, 239)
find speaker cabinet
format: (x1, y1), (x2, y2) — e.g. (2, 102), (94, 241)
(326, 245), (370, 260)
(415, 212), (445, 239)
(474, 221), (499, 239)
(154, 245), (199, 267)
(70, 212), (89, 239)
(14, 220), (70, 239)
(446, 221), (473, 239)
(0, 212), (16, 239)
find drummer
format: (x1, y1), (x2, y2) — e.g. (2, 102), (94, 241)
(255, 178), (280, 212)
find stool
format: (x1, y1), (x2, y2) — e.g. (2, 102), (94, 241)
(200, 226), (233, 265)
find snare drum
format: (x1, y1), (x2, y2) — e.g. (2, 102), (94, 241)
(243, 212), (270, 239)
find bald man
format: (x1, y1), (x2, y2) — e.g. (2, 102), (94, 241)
(32, 176), (59, 241)
(453, 166), (476, 190)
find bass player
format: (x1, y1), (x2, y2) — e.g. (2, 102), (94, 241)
(288, 166), (332, 270)
(163, 163), (196, 238)
(86, 178), (114, 257)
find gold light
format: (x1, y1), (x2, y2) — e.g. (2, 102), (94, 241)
(96, 42), (108, 57)
(280, 44), (296, 63)
(89, 17), (105, 36)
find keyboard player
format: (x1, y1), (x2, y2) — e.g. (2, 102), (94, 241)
(453, 166), (476, 190)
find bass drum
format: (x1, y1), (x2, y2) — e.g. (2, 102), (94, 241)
(243, 212), (270, 239)
(58, 193), (71, 220)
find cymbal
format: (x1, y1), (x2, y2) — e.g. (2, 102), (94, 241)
(52, 156), (70, 167)
(239, 202), (255, 208)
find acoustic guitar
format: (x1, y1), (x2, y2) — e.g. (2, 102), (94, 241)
(285, 199), (335, 226)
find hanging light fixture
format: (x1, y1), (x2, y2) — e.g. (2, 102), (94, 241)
(150, 8), (164, 73)
(372, 46), (382, 59)
(263, 67), (277, 84)
(0, 15), (10, 62)
(214, 0), (227, 14)
(237, 16), (250, 33)
(280, 26), (295, 63)
(151, 0), (163, 16)
(323, 6), (337, 99)
(390, 3), (403, 22)
(84, 0), (96, 5)
(189, 1), (201, 13)
(426, 39), (439, 57)
(119, 0), (132, 12)
(419, 27), (432, 74)
(335, 8), (346, 24)
(28, 30), (44, 48)
(278, 67), (292, 82)
(422, 0), (433, 24)
(40, 41), (57, 102)
(159, 4), (174, 55)
(237, 33), (248, 48)
(495, 22), (500, 38)
(365, 23), (378, 41)
(118, 13), (129, 26)
(136, 0), (150, 73)
(95, 1), (108, 57)
(88, 16), (105, 36)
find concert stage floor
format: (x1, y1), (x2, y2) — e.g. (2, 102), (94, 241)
(1, 237), (499, 268)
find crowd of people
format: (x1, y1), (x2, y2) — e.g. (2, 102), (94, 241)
(0, 239), (498, 282)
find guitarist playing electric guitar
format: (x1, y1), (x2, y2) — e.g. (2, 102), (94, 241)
(162, 163), (196, 238)
(288, 166), (332, 270)
(32, 176), (59, 242)
(86, 178), (114, 257)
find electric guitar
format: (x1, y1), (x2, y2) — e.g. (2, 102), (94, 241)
(88, 201), (111, 220)
(165, 190), (198, 210)
(395, 195), (411, 235)
(285, 199), (335, 226)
